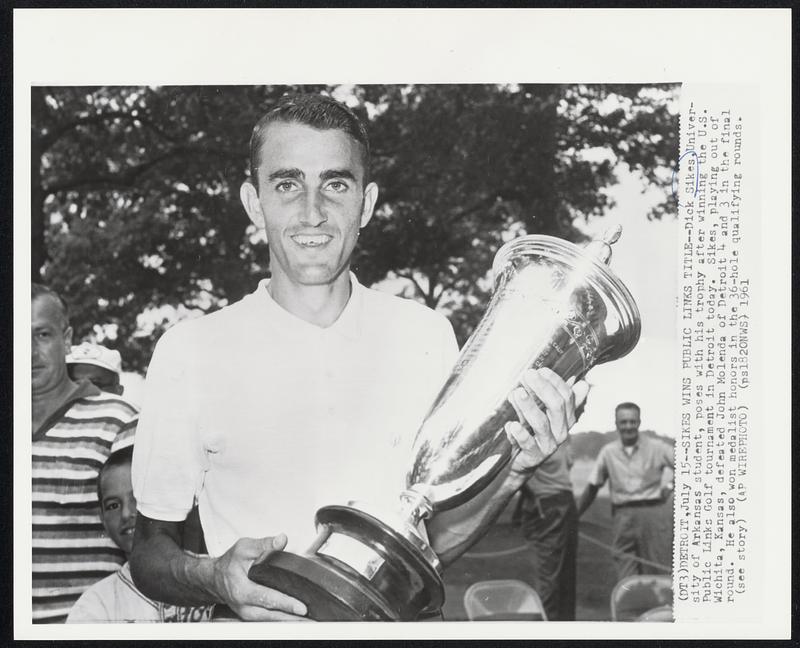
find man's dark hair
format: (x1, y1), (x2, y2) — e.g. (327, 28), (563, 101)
(32, 282), (69, 330)
(248, 93), (371, 191)
(97, 445), (134, 504)
(615, 401), (641, 415)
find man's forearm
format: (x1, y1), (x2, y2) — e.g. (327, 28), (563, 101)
(576, 483), (599, 517)
(427, 464), (527, 567)
(130, 520), (221, 607)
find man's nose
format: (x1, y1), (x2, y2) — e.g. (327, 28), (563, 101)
(122, 499), (137, 524)
(300, 190), (328, 227)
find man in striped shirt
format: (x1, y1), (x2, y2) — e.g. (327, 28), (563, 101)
(32, 284), (138, 622)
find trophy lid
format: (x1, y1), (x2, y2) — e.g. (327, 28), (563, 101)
(491, 227), (640, 363)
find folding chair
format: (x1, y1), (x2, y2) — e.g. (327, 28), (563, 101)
(610, 574), (673, 621)
(635, 604), (673, 622)
(463, 579), (547, 621)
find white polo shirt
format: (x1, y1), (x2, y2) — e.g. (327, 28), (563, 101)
(132, 274), (459, 555)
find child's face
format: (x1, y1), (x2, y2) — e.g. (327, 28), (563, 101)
(100, 462), (137, 557)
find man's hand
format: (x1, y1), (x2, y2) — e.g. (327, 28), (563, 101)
(211, 534), (310, 621)
(505, 367), (589, 478)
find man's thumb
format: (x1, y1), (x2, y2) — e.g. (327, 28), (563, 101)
(253, 533), (288, 564)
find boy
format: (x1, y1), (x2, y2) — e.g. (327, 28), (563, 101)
(67, 447), (214, 622)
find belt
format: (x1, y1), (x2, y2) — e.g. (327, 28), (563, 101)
(613, 498), (663, 511)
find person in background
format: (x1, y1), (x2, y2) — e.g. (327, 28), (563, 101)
(67, 447), (214, 623)
(576, 402), (674, 580)
(517, 443), (578, 621)
(66, 342), (126, 396)
(32, 283), (137, 622)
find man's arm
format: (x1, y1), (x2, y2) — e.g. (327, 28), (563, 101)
(426, 368), (587, 565)
(130, 514), (308, 621)
(659, 440), (675, 499)
(427, 460), (527, 566)
(576, 483), (600, 517)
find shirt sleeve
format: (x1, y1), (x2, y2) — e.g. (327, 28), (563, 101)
(66, 581), (113, 623)
(662, 440), (675, 469)
(132, 324), (208, 522)
(111, 416), (137, 454)
(386, 310), (459, 490)
(588, 446), (609, 487)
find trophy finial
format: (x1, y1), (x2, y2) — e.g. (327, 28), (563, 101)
(584, 224), (623, 265)
(602, 224), (622, 245)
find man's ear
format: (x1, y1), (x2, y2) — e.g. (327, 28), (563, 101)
(240, 181), (266, 233)
(360, 182), (379, 229)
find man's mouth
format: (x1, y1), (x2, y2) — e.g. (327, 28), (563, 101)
(290, 233), (332, 248)
(120, 527), (135, 536)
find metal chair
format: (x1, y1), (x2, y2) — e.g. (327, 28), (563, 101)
(463, 579), (547, 621)
(610, 574), (673, 621)
(635, 604), (673, 622)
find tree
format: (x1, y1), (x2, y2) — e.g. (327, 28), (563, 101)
(353, 83), (677, 344)
(33, 83), (678, 371)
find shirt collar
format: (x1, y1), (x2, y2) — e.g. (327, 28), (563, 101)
(255, 272), (363, 342)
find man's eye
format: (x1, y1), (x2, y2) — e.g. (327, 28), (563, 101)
(325, 180), (348, 193)
(36, 332), (51, 340)
(275, 180), (299, 192)
(104, 501), (119, 511)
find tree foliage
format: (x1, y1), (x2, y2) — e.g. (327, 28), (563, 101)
(33, 83), (678, 372)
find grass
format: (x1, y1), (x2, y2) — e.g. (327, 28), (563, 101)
(438, 457), (641, 621)
(439, 490), (618, 621)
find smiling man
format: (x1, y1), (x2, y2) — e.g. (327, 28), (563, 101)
(576, 402), (674, 580)
(130, 94), (585, 621)
(31, 284), (137, 622)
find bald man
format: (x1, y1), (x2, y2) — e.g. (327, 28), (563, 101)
(31, 284), (138, 623)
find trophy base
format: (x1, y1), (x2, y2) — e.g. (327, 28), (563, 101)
(248, 504), (443, 621)
(249, 551), (395, 621)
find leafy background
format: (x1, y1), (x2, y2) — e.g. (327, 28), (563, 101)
(33, 83), (679, 374)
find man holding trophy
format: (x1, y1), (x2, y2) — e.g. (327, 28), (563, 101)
(130, 94), (637, 621)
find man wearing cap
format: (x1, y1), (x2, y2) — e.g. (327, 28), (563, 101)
(66, 342), (126, 396)
(576, 402), (674, 580)
(32, 284), (138, 622)
(130, 93), (587, 621)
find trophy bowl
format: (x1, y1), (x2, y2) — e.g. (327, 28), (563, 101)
(249, 228), (641, 621)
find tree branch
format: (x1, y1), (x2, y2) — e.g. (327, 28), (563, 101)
(40, 110), (143, 151)
(39, 108), (240, 156)
(42, 145), (243, 195)
(43, 150), (179, 194)
(394, 271), (427, 301)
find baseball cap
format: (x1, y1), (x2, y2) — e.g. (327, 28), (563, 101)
(66, 342), (123, 375)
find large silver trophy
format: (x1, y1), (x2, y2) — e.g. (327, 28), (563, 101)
(249, 227), (641, 620)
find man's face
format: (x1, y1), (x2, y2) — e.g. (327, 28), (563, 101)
(99, 462), (137, 557)
(68, 363), (123, 395)
(31, 296), (72, 397)
(241, 121), (378, 288)
(615, 407), (641, 447)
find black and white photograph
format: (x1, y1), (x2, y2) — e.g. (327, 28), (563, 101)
(14, 8), (791, 641)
